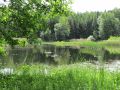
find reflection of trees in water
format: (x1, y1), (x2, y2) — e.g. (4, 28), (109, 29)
(69, 48), (98, 64)
(34, 52), (58, 65)
(9, 48), (30, 64)
(2, 45), (120, 66)
(54, 47), (70, 64)
(98, 48), (120, 62)
(100, 48), (110, 62)
(97, 47), (108, 65)
(110, 54), (120, 59)
(8, 47), (58, 65)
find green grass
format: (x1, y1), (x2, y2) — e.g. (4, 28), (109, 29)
(107, 36), (120, 41)
(43, 41), (100, 47)
(105, 46), (120, 54)
(43, 36), (120, 47)
(0, 64), (120, 90)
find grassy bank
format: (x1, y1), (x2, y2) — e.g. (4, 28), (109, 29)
(44, 41), (99, 47)
(44, 40), (120, 47)
(0, 64), (120, 90)
(43, 36), (120, 47)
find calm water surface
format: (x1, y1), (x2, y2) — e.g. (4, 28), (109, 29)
(0, 45), (120, 70)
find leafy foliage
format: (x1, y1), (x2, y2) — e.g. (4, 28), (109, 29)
(54, 16), (70, 40)
(0, 0), (71, 45)
(1, 1), (120, 43)
(98, 12), (120, 39)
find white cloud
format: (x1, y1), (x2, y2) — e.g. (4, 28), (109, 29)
(0, 0), (9, 6)
(71, 0), (120, 12)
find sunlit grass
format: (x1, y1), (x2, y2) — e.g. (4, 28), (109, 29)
(44, 40), (100, 47)
(44, 37), (120, 48)
(0, 64), (120, 90)
(105, 46), (120, 54)
(107, 36), (120, 41)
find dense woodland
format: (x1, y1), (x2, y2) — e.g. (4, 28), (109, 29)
(43, 9), (120, 41)
(1, 0), (120, 45)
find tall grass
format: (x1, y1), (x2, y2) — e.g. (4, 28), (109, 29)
(0, 64), (120, 90)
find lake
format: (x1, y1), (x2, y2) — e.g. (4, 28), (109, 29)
(0, 45), (120, 71)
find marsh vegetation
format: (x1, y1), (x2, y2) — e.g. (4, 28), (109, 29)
(0, 0), (120, 89)
(0, 41), (120, 89)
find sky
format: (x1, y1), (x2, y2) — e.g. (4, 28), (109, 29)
(0, 0), (9, 6)
(71, 0), (120, 12)
(1, 0), (120, 13)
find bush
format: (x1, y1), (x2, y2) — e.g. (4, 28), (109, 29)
(17, 38), (28, 47)
(0, 47), (5, 55)
(29, 38), (42, 46)
(0, 39), (6, 46)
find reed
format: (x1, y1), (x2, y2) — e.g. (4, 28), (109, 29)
(0, 64), (120, 90)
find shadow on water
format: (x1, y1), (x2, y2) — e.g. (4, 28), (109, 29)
(0, 45), (120, 69)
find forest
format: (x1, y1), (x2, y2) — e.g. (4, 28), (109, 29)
(1, 0), (120, 45)
(39, 8), (120, 41)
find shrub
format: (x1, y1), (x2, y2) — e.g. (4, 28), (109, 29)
(17, 38), (28, 47)
(30, 38), (42, 46)
(0, 46), (6, 55)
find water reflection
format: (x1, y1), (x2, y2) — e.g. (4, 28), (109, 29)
(0, 45), (120, 68)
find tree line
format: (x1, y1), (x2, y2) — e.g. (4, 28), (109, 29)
(1, 0), (120, 45)
(41, 8), (120, 41)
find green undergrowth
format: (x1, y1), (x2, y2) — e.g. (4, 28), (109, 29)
(0, 64), (120, 90)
